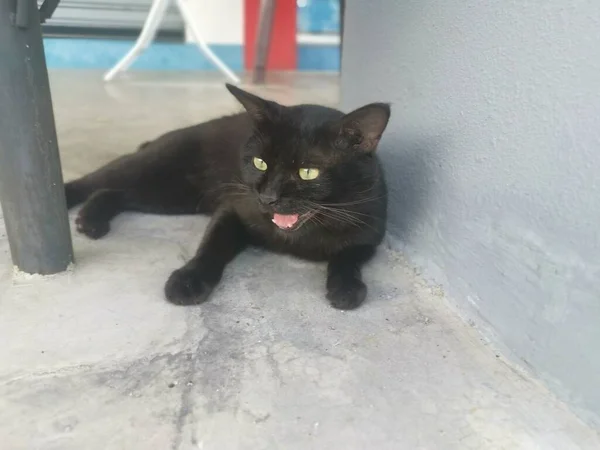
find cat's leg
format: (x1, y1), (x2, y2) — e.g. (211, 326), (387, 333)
(326, 245), (376, 310)
(65, 179), (93, 209)
(75, 189), (126, 239)
(136, 141), (152, 152)
(165, 210), (249, 305)
(75, 184), (205, 240)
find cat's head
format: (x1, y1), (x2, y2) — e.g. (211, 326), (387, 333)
(226, 84), (390, 232)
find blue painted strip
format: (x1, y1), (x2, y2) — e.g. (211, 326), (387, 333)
(297, 0), (341, 34)
(42, 38), (340, 72)
(297, 45), (340, 72)
(43, 38), (243, 71)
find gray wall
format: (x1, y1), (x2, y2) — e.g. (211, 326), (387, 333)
(341, 1), (600, 424)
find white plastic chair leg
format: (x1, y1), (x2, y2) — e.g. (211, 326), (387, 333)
(176, 0), (241, 84)
(103, 0), (171, 81)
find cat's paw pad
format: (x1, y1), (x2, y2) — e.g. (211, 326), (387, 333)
(164, 267), (215, 306)
(75, 213), (110, 240)
(326, 276), (367, 310)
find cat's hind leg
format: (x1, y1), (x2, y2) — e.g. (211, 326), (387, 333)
(65, 179), (93, 209)
(74, 183), (207, 240)
(75, 189), (126, 239)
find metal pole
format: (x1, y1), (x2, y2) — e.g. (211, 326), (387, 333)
(252, 0), (275, 84)
(0, 0), (74, 274)
(340, 0), (345, 72)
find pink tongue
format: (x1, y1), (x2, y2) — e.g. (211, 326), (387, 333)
(272, 213), (299, 229)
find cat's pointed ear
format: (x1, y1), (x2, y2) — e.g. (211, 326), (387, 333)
(333, 103), (391, 152)
(226, 83), (279, 122)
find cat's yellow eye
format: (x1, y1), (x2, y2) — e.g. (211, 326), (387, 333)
(299, 168), (320, 180)
(253, 157), (268, 171)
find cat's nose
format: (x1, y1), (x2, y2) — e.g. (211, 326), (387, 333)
(258, 192), (278, 206)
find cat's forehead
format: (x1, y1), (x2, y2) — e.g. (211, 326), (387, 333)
(260, 106), (341, 163)
(262, 131), (334, 165)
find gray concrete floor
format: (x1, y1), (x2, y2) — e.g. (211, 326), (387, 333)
(1, 72), (599, 450)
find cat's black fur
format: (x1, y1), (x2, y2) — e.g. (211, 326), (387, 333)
(65, 84), (390, 310)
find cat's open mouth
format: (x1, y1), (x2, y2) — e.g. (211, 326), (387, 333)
(272, 212), (312, 230)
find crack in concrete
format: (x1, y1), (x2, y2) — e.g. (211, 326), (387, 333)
(171, 309), (208, 450)
(0, 346), (190, 386)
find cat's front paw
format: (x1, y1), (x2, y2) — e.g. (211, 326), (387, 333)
(326, 276), (367, 310)
(164, 267), (215, 306)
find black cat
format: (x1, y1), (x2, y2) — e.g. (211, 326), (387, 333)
(65, 84), (390, 310)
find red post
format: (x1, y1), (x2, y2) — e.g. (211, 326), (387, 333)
(244, 0), (297, 71)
